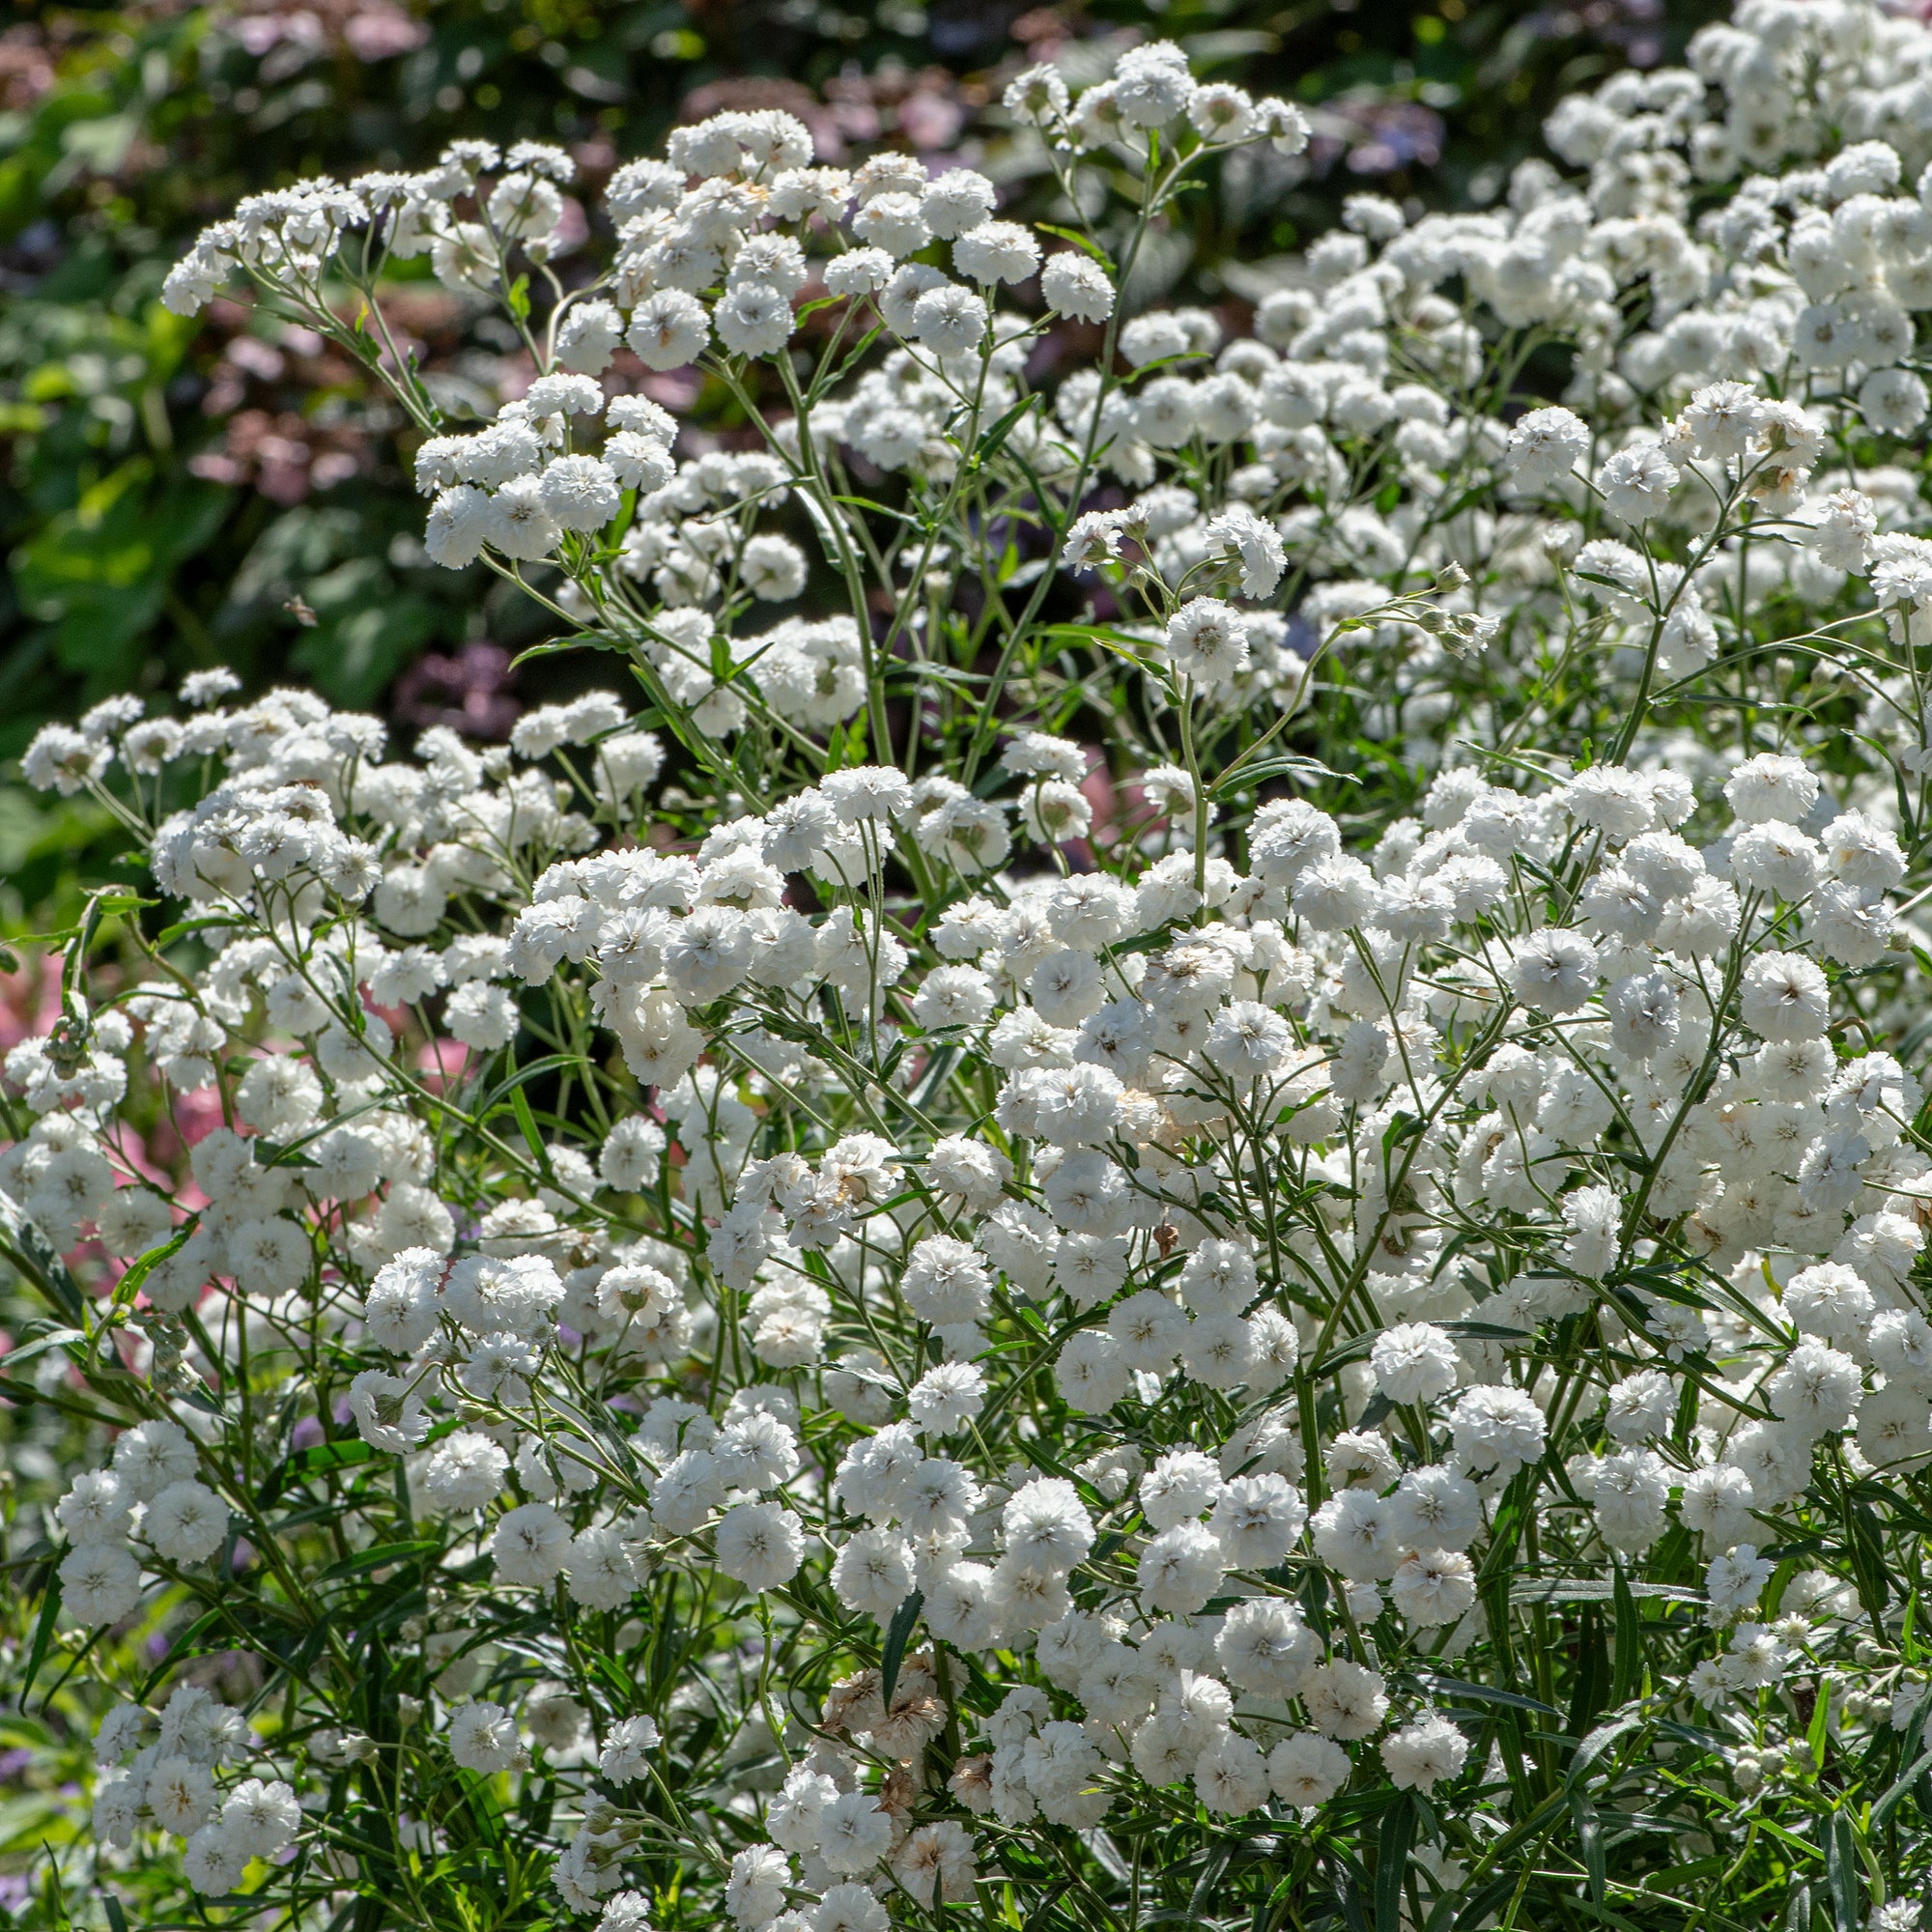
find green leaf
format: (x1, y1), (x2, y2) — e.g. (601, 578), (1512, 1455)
(136, 1605), (226, 1701)
(972, 394), (1036, 469)
(879, 1590), (923, 1712)
(112, 1223), (188, 1311)
(1375, 1792), (1414, 1932)
(318, 1541), (438, 1582)
(510, 633), (628, 671)
(510, 1085), (554, 1181)
(1415, 1674), (1559, 1719)
(1565, 1605), (1609, 1747)
(1207, 753), (1349, 798)
(1441, 1321), (1534, 1344)
(19, 1578), (61, 1703)
(257, 1436), (376, 1509)
(1310, 1332), (1378, 1378)
(1824, 1815), (1860, 1932)
(1571, 1792), (1605, 1903)
(1443, 1876), (1520, 1932)
(1873, 1742), (1932, 1827)
(473, 1053), (583, 1121)
(1611, 1560), (1641, 1704)
(0, 1326), (86, 1373)
(1842, 1494), (1890, 1622)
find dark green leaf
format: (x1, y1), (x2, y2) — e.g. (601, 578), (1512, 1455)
(1572, 1792), (1605, 1903)
(1375, 1793), (1414, 1932)
(318, 1541), (437, 1582)
(20, 1577), (61, 1702)
(1611, 1561), (1641, 1704)
(1825, 1816), (1860, 1932)
(879, 1590), (923, 1711)
(1416, 1674), (1559, 1719)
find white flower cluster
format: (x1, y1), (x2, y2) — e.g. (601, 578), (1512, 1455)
(19, 8), (1932, 1928)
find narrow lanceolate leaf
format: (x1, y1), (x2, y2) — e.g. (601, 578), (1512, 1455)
(1375, 1794), (1415, 1932)
(879, 1591), (923, 1712)
(1824, 1816), (1861, 1932)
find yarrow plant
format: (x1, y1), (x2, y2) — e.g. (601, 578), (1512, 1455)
(21, 8), (1932, 1929)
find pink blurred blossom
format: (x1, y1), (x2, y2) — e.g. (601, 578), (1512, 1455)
(417, 1038), (470, 1094)
(343, 7), (428, 60)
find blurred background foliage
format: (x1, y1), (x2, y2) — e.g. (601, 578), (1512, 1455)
(0, 0), (1726, 941)
(0, 0), (1730, 1914)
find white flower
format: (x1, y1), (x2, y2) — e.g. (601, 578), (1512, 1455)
(1040, 252), (1116, 323)
(145, 1482), (229, 1564)
(1204, 504), (1285, 596)
(1303, 1659), (1388, 1739)
(912, 283), (990, 355)
(220, 1777), (300, 1858)
(1740, 952), (1832, 1042)
(922, 168), (996, 238)
(1138, 1521), (1225, 1613)
(184, 1823), (249, 1893)
(1004, 64), (1069, 126)
(492, 1502), (572, 1585)
(716, 282), (794, 357)
(1595, 440), (1679, 525)
(1509, 928), (1598, 1013)
(449, 1701), (522, 1773)
(1210, 1474), (1307, 1567)
(1504, 406), (1589, 489)
(715, 1500), (805, 1590)
(1449, 1384), (1548, 1478)
(1705, 1544), (1775, 1619)
(907, 1361), (986, 1434)
(817, 1792), (893, 1875)
(57, 1470), (132, 1547)
(1114, 41), (1196, 128)
(1216, 1596), (1317, 1693)
(825, 247), (895, 297)
(1767, 1339), (1862, 1440)
(1379, 1712), (1469, 1791)
(954, 221), (1040, 286)
(832, 1526), (917, 1619)
(539, 455), (621, 532)
(485, 474), (562, 561)
(628, 290), (711, 369)
(59, 1543), (142, 1625)
(598, 1719), (663, 1788)
(425, 484), (493, 567)
(1370, 1322), (1462, 1405)
(1390, 1548), (1478, 1627)
(1268, 1731), (1350, 1806)
(1312, 1489), (1399, 1581)
(1164, 598), (1251, 687)
(1194, 1731), (1268, 1814)
(1861, 366), (1928, 435)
